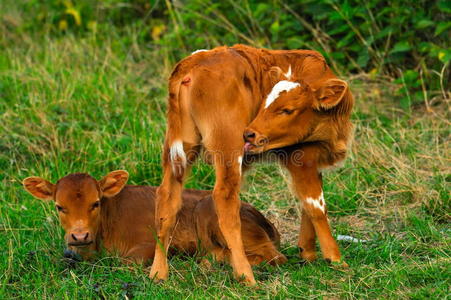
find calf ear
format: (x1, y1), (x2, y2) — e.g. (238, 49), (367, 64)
(269, 66), (284, 85)
(23, 177), (55, 201)
(99, 170), (129, 198)
(315, 79), (348, 109)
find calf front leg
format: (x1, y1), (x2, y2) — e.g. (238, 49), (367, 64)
(212, 151), (256, 285)
(285, 149), (346, 266)
(298, 209), (317, 262)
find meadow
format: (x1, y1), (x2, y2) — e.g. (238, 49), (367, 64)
(0, 1), (450, 299)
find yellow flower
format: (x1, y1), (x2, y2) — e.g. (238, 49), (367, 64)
(58, 19), (68, 31)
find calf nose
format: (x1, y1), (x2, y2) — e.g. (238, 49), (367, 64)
(243, 130), (256, 142)
(71, 232), (89, 242)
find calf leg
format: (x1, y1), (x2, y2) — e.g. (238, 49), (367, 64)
(298, 209), (317, 262)
(149, 141), (197, 281)
(246, 243), (287, 266)
(284, 149), (345, 265)
(239, 204), (287, 266)
(212, 151), (255, 285)
(125, 242), (156, 264)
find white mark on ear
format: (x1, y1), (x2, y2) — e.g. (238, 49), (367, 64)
(237, 156), (243, 175)
(265, 80), (300, 108)
(191, 49), (208, 55)
(169, 140), (187, 174)
(305, 191), (325, 213)
(284, 65), (292, 80)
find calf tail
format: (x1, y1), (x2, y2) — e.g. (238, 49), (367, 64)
(164, 64), (187, 181)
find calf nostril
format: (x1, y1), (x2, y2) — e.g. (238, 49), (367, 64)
(243, 130), (256, 141)
(71, 232), (89, 242)
(256, 136), (268, 146)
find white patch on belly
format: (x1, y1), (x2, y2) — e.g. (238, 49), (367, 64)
(265, 80), (300, 108)
(284, 65), (292, 79)
(305, 191), (325, 213)
(169, 140), (186, 171)
(191, 49), (208, 55)
(237, 156), (243, 175)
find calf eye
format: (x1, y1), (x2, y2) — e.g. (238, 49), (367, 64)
(56, 205), (65, 213)
(281, 108), (294, 115)
(92, 201), (100, 210)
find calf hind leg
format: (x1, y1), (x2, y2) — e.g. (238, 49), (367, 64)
(240, 205), (287, 266)
(246, 243), (287, 266)
(149, 141), (199, 281)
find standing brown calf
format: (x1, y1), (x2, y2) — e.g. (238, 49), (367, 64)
(152, 44), (353, 284)
(23, 170), (286, 265)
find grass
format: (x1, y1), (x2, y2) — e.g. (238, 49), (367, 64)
(1, 15), (450, 300)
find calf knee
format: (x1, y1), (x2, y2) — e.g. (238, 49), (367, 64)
(212, 181), (240, 212)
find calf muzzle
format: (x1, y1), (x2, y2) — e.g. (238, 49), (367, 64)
(243, 128), (268, 153)
(68, 231), (93, 247)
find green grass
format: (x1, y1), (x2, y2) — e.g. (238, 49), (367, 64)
(1, 17), (450, 300)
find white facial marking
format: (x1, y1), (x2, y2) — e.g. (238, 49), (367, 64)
(264, 80), (300, 108)
(305, 191), (325, 213)
(169, 140), (187, 172)
(237, 156), (243, 175)
(284, 65), (292, 79)
(191, 49), (208, 55)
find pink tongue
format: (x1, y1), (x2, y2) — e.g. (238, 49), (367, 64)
(244, 142), (252, 152)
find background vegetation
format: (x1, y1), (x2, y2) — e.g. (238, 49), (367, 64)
(1, 0), (449, 298)
(3, 0), (450, 108)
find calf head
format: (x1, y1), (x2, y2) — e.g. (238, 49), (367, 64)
(244, 71), (350, 154)
(23, 170), (128, 258)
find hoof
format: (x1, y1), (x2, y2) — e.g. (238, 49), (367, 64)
(243, 277), (257, 286)
(152, 278), (165, 284)
(199, 258), (212, 270)
(149, 268), (169, 283)
(299, 248), (317, 262)
(326, 258), (349, 269)
(272, 254), (288, 265)
(149, 273), (167, 284)
(236, 273), (257, 286)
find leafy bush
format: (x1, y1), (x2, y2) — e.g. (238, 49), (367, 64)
(156, 0), (450, 107)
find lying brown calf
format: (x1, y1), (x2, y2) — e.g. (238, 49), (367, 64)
(23, 170), (286, 266)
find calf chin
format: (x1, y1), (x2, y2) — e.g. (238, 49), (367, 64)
(63, 248), (82, 262)
(66, 243), (97, 260)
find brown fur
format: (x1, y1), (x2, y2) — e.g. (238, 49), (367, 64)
(153, 44), (353, 284)
(23, 171), (286, 265)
